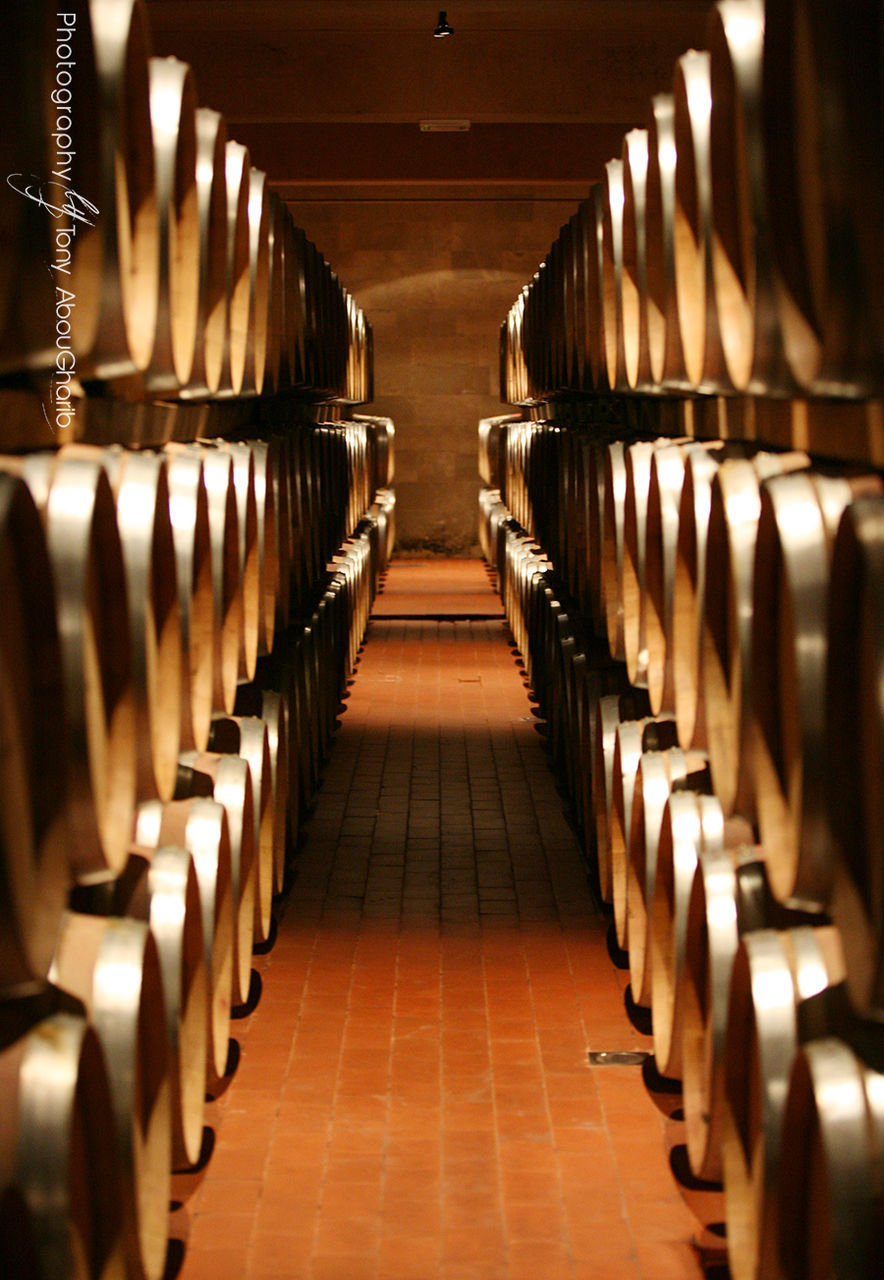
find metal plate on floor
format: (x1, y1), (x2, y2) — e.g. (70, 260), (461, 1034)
(588, 1050), (650, 1067)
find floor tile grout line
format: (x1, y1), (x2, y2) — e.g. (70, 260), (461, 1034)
(480, 917), (511, 1279)
(181, 564), (706, 1280)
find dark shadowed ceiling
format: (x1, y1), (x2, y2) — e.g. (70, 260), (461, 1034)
(145, 0), (714, 200)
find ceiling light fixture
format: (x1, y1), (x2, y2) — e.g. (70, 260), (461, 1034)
(420, 119), (471, 132)
(434, 10), (454, 38)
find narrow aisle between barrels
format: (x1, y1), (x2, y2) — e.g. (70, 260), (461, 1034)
(173, 559), (702, 1280)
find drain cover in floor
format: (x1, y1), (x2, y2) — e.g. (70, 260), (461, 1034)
(588, 1050), (650, 1066)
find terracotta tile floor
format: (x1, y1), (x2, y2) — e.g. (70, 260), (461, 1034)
(171, 560), (705, 1280)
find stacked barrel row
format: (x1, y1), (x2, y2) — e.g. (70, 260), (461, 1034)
(479, 412), (884, 1280)
(1, 0), (371, 445)
(501, 0), (883, 440)
(0, 414), (395, 1280)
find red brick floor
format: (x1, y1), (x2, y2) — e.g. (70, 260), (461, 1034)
(172, 560), (705, 1280)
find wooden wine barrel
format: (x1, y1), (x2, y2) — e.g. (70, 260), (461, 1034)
(573, 654), (625, 867)
(162, 447), (214, 753)
(51, 911), (171, 1280)
(707, 0), (794, 395)
(645, 93), (690, 390)
(0, 474), (70, 991)
(585, 185), (607, 393)
(549, 235), (567, 396)
(812, 0), (884, 394)
(525, 262), (545, 403)
(592, 690), (652, 906)
(0, 1009), (125, 1280)
(565, 429), (590, 610)
(345, 294), (362, 402)
(350, 302), (363, 401)
(332, 273), (350, 398)
(280, 215), (304, 391)
(592, 693), (623, 907)
(825, 495), (884, 1018)
(300, 235), (321, 392)
(248, 441), (279, 658)
(289, 628), (315, 820)
(352, 421), (372, 532)
(521, 264), (541, 401)
(510, 293), (528, 404)
(262, 190), (285, 395)
(178, 751), (255, 1008)
(481, 414), (501, 494)
(583, 439), (607, 639)
(270, 659), (301, 847)
(567, 201), (590, 394)
(550, 230), (569, 394)
(779, 1038), (884, 1280)
(363, 315), (375, 405)
(646, 442), (714, 718)
(564, 210), (584, 390)
(762, 0), (882, 395)
(143, 56), (198, 393)
(356, 301), (371, 404)
(313, 591), (341, 764)
(561, 645), (588, 836)
(86, 0), (159, 380)
(357, 304), (373, 405)
(373, 486), (396, 576)
(513, 423), (533, 536)
(288, 427), (314, 616)
(178, 108), (227, 398)
(538, 237), (560, 397)
(673, 48), (730, 392)
(304, 237), (325, 389)
(623, 438), (671, 689)
(602, 440), (629, 660)
(721, 925), (846, 1280)
(700, 450), (809, 819)
(550, 459), (586, 600)
(671, 445), (725, 749)
(191, 445), (242, 715)
(235, 687), (289, 895)
(561, 221), (578, 391)
(528, 566), (556, 723)
(627, 746), (710, 1009)
(109, 846), (207, 1171)
(650, 791), (726, 1080)
(98, 447), (182, 802)
(12, 451), (136, 880)
(215, 441), (259, 683)
(621, 128), (654, 391)
(680, 838), (762, 1184)
(134, 796), (233, 1086)
(242, 168), (272, 397)
(356, 530), (377, 646)
(601, 159), (628, 393)
(296, 621), (324, 807)
(506, 421), (522, 520)
(500, 310), (514, 404)
(324, 270), (346, 399)
(208, 716), (274, 946)
(751, 471), (882, 909)
(610, 716), (679, 950)
(215, 140), (250, 397)
(479, 488), (502, 568)
(263, 436), (291, 633)
(330, 547), (361, 683)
